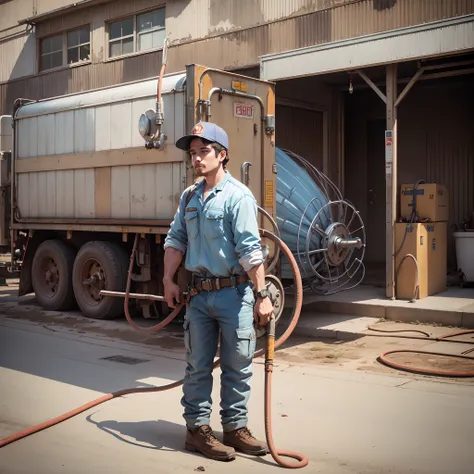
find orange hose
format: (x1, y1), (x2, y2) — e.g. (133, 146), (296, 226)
(379, 349), (474, 377)
(0, 230), (309, 469)
(370, 327), (474, 377)
(123, 234), (184, 333)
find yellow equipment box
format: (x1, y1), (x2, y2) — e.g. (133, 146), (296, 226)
(395, 222), (447, 300)
(400, 183), (449, 222)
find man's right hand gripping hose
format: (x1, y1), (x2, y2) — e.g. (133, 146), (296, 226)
(0, 229), (309, 469)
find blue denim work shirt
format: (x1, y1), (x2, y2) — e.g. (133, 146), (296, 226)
(164, 172), (265, 278)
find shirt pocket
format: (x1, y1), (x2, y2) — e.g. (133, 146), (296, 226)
(184, 210), (199, 239)
(203, 208), (225, 240)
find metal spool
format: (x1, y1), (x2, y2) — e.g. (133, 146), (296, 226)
(275, 147), (366, 296)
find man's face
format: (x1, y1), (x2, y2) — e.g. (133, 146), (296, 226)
(188, 138), (225, 177)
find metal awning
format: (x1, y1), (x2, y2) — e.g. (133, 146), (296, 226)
(260, 14), (474, 81)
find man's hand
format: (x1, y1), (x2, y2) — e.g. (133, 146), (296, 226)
(163, 278), (181, 308)
(254, 296), (274, 327)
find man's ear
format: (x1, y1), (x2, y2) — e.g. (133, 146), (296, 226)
(219, 150), (227, 163)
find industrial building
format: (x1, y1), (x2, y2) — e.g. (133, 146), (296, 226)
(1, 0), (473, 317)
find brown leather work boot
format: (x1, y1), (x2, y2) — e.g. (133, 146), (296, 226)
(223, 427), (268, 456)
(185, 425), (236, 461)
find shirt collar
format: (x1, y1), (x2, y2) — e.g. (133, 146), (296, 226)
(195, 172), (231, 196)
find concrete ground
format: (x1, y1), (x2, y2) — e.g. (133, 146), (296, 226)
(289, 284), (474, 328)
(1, 281), (474, 473)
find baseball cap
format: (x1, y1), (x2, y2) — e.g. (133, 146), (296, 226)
(175, 121), (229, 151)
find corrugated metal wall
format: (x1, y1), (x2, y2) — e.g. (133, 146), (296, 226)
(2, 0), (474, 115)
(345, 74), (474, 269)
(275, 104), (324, 170)
(0, 30), (36, 82)
(0, 0), (34, 31)
(0, 49), (163, 115)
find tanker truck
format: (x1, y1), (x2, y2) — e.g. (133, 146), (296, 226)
(0, 62), (366, 324)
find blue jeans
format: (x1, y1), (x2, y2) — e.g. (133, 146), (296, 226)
(181, 281), (256, 432)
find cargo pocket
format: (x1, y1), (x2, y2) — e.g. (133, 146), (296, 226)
(203, 208), (225, 239)
(184, 210), (199, 239)
(236, 326), (256, 362)
(183, 319), (192, 354)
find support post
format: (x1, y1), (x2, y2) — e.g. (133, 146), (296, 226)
(385, 64), (398, 299)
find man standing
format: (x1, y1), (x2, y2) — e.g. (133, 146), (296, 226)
(163, 121), (274, 462)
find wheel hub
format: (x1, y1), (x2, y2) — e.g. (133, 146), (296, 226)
(81, 261), (107, 304)
(42, 259), (59, 295)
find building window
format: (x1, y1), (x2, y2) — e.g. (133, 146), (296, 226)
(39, 26), (91, 72)
(67, 28), (91, 64)
(137, 8), (166, 51)
(108, 7), (166, 59)
(40, 35), (63, 71)
(109, 17), (134, 57)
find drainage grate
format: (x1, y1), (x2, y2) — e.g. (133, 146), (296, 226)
(100, 355), (151, 365)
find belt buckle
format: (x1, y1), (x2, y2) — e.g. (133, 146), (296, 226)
(230, 276), (237, 287)
(202, 279), (211, 291)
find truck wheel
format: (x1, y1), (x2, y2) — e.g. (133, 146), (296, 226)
(72, 241), (129, 320)
(31, 239), (76, 311)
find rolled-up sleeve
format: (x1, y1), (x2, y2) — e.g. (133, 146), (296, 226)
(164, 191), (188, 254)
(231, 194), (266, 271)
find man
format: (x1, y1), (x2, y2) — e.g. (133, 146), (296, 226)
(163, 121), (274, 462)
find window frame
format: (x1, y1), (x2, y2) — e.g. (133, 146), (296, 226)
(38, 25), (92, 74)
(106, 6), (166, 61)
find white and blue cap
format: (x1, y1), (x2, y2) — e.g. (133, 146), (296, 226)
(175, 121), (229, 151)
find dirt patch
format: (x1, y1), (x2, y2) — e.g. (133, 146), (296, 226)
(271, 322), (474, 383)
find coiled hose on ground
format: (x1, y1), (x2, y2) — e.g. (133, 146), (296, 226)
(366, 326), (474, 377)
(0, 230), (309, 469)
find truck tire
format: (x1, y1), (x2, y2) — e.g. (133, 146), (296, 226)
(72, 241), (129, 320)
(31, 239), (76, 311)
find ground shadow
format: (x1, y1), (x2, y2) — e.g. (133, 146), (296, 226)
(86, 414), (279, 467)
(86, 416), (186, 452)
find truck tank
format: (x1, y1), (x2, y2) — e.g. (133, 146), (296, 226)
(5, 64), (365, 321)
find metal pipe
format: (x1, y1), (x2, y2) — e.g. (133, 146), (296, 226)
(334, 237), (363, 249)
(198, 68), (270, 112)
(241, 162), (252, 186)
(100, 290), (165, 302)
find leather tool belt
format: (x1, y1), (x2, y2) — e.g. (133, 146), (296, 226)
(190, 274), (249, 293)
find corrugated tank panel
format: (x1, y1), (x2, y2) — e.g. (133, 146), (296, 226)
(16, 168), (95, 218)
(110, 162), (183, 220)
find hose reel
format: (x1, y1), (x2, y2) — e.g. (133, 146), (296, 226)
(275, 147), (366, 296)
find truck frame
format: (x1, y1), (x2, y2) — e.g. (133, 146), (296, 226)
(1, 63), (278, 321)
